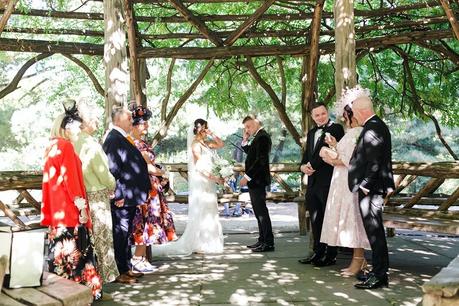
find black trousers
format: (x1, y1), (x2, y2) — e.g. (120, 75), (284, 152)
(111, 204), (137, 274)
(249, 186), (274, 245)
(305, 186), (337, 259)
(358, 191), (389, 278)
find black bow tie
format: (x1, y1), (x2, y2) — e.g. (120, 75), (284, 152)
(317, 126), (325, 130)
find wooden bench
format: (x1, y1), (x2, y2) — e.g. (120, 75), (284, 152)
(1, 272), (93, 306)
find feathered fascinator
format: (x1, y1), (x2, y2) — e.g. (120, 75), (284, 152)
(131, 105), (152, 125)
(334, 85), (371, 119)
(61, 100), (82, 129)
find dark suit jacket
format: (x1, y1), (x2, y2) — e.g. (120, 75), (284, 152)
(242, 129), (272, 188)
(348, 115), (395, 195)
(102, 129), (150, 206)
(301, 122), (344, 189)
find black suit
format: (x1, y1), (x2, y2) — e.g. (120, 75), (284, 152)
(103, 128), (150, 274)
(348, 115), (395, 278)
(301, 121), (344, 259)
(242, 129), (274, 245)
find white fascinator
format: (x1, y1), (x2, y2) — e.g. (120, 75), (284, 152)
(334, 85), (371, 119)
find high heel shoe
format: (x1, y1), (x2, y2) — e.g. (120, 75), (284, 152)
(341, 257), (367, 277)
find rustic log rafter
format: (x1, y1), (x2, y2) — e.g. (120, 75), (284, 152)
(0, 53), (52, 100)
(438, 0), (459, 40)
(244, 56), (302, 146)
(0, 0), (18, 36)
(166, 0), (223, 46)
(4, 15), (451, 41)
(224, 0), (276, 46)
(416, 41), (459, 66)
(0, 1), (444, 22)
(0, 29), (453, 58)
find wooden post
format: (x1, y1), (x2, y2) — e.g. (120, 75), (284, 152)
(303, 0), (325, 111)
(334, 0), (357, 100)
(103, 0), (129, 127)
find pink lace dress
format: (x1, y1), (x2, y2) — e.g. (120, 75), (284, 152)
(320, 127), (370, 249)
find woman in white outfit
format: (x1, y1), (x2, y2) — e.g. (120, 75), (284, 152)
(151, 119), (225, 256)
(319, 91), (371, 277)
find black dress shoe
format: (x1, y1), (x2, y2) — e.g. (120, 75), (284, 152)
(298, 253), (321, 264)
(314, 257), (336, 267)
(247, 242), (262, 249)
(354, 274), (388, 289)
(252, 244), (275, 252)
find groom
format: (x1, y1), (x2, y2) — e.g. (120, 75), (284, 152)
(240, 115), (274, 252)
(349, 94), (394, 289)
(298, 103), (344, 266)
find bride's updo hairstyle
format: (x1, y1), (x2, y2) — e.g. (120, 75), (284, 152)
(193, 119), (208, 135)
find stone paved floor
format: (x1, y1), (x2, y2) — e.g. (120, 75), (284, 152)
(100, 231), (459, 306)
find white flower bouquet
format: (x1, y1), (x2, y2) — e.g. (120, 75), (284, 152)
(212, 156), (234, 179)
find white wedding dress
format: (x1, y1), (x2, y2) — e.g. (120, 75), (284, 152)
(150, 129), (224, 256)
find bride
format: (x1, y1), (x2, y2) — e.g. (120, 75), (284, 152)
(151, 119), (225, 256)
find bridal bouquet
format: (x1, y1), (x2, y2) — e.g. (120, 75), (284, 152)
(212, 156), (234, 179)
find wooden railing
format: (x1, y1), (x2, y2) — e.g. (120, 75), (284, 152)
(0, 162), (458, 234)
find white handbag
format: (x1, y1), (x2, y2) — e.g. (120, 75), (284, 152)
(0, 226), (45, 288)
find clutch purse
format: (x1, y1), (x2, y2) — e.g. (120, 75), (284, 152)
(319, 146), (338, 160)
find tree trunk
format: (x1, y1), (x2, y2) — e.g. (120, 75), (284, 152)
(334, 0), (357, 100)
(103, 0), (129, 128)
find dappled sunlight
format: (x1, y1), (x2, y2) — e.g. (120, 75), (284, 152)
(97, 232), (459, 305)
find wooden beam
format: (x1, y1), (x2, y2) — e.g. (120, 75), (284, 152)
(166, 0), (223, 46)
(224, 0), (276, 46)
(303, 0), (324, 111)
(0, 29), (453, 58)
(404, 178), (445, 208)
(438, 0), (459, 40)
(439, 186), (459, 211)
(3, 26), (104, 37)
(0, 37), (104, 55)
(125, 0), (143, 106)
(0, 1), (445, 23)
(137, 29), (453, 59)
(0, 200), (27, 228)
(0, 0), (18, 36)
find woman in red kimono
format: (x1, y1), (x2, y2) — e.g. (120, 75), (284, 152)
(41, 102), (103, 300)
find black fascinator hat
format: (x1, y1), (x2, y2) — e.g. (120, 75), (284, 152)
(61, 100), (82, 129)
(131, 105), (152, 126)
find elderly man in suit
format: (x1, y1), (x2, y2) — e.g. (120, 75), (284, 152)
(349, 92), (395, 289)
(103, 107), (150, 284)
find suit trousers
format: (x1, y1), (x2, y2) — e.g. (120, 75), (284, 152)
(306, 186), (337, 259)
(358, 191), (389, 278)
(111, 204), (137, 274)
(249, 186), (274, 245)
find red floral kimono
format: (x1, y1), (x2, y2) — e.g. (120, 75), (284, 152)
(41, 137), (102, 300)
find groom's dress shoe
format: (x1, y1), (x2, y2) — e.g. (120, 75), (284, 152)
(354, 273), (388, 289)
(314, 257), (337, 267)
(247, 242), (262, 249)
(252, 244), (275, 252)
(298, 253), (321, 265)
